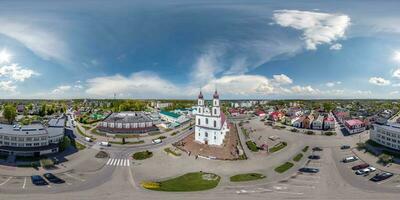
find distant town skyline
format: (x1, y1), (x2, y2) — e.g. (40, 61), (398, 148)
(1, 0), (400, 99)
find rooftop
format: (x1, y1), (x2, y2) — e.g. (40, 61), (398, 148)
(345, 119), (364, 126)
(160, 110), (181, 119)
(103, 112), (152, 123)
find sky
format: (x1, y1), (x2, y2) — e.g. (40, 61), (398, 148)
(1, 0), (400, 99)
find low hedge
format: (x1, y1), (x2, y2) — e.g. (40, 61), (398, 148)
(293, 153), (303, 162)
(302, 146), (309, 152)
(246, 141), (259, 152)
(274, 162), (294, 173)
(269, 142), (287, 153)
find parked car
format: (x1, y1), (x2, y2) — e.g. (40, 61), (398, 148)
(85, 137), (92, 142)
(343, 156), (358, 163)
(355, 167), (376, 175)
(340, 145), (351, 150)
(299, 167), (319, 173)
(43, 173), (65, 184)
(31, 175), (48, 186)
(308, 155), (321, 160)
(351, 163), (369, 170)
(370, 172), (393, 182)
(312, 147), (323, 151)
(100, 141), (110, 146)
(152, 139), (162, 144)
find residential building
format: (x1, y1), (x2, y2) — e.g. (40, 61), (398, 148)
(302, 115), (314, 129)
(344, 119), (365, 134)
(323, 117), (335, 130)
(312, 115), (324, 130)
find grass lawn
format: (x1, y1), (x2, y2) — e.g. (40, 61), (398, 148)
(293, 153), (303, 162)
(274, 162), (294, 173)
(132, 150), (153, 160)
(74, 141), (86, 150)
(246, 140), (259, 152)
(146, 172), (220, 192)
(269, 142), (287, 153)
(164, 147), (181, 156)
(230, 173), (266, 182)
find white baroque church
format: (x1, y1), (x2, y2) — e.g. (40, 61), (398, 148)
(194, 90), (229, 146)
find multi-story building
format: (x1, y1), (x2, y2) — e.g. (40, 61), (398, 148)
(98, 112), (158, 134)
(195, 91), (229, 146)
(370, 123), (400, 151)
(344, 119), (365, 134)
(0, 117), (65, 156)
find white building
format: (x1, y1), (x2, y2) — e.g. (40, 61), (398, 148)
(195, 91), (229, 146)
(370, 123), (400, 151)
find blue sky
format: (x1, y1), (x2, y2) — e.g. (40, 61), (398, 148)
(1, 0), (400, 99)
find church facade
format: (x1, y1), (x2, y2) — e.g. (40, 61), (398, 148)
(194, 90), (229, 146)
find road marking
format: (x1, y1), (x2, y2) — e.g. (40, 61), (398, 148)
(277, 184), (316, 189)
(0, 177), (12, 186)
(117, 159), (121, 166)
(106, 158), (112, 165)
(275, 191), (303, 195)
(64, 173), (85, 182)
(127, 159), (130, 167)
(110, 159), (116, 166)
(22, 177), (26, 189)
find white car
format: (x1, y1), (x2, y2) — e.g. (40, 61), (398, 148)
(152, 139), (162, 144)
(356, 166), (376, 175)
(84, 137), (92, 142)
(343, 156), (358, 163)
(100, 141), (110, 146)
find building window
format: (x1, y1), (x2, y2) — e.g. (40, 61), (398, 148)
(214, 109), (216, 115)
(214, 120), (216, 128)
(198, 119), (200, 125)
(206, 118), (208, 124)
(205, 132), (208, 137)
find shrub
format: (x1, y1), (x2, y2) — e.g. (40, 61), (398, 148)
(293, 153), (303, 162)
(274, 162), (294, 173)
(59, 136), (71, 151)
(324, 131), (336, 136)
(378, 154), (393, 165)
(305, 130), (315, 135)
(141, 181), (160, 189)
(246, 141), (259, 152)
(302, 146), (309, 152)
(95, 151), (109, 158)
(290, 128), (299, 132)
(269, 142), (287, 153)
(40, 158), (54, 169)
(133, 150), (153, 160)
(164, 148), (181, 156)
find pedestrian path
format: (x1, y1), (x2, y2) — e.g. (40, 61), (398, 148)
(105, 158), (130, 167)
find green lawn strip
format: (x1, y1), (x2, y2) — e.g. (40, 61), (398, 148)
(274, 162), (294, 173)
(230, 173), (266, 182)
(76, 126), (96, 141)
(164, 147), (181, 156)
(132, 150), (153, 160)
(302, 146), (309, 152)
(269, 142), (287, 153)
(150, 172), (220, 192)
(109, 140), (144, 145)
(74, 140), (86, 150)
(292, 153), (303, 162)
(246, 140), (259, 152)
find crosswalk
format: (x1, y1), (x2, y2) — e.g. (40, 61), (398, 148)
(106, 158), (131, 167)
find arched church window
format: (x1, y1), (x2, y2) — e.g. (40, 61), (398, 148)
(214, 120), (216, 127)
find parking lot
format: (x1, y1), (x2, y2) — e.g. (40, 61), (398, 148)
(0, 170), (90, 192)
(335, 147), (400, 189)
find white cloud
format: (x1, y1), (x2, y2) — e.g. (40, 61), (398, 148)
(394, 51), (400, 63)
(51, 85), (72, 94)
(369, 77), (390, 86)
(356, 90), (372, 95)
(390, 91), (399, 95)
(85, 71), (182, 98)
(0, 19), (69, 62)
(392, 68), (400, 78)
(272, 74), (293, 85)
(329, 43), (342, 50)
(326, 81), (341, 87)
(290, 85), (320, 94)
(0, 64), (38, 81)
(272, 10), (350, 50)
(0, 81), (16, 92)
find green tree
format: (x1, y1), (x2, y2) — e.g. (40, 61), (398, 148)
(59, 136), (71, 151)
(3, 104), (17, 124)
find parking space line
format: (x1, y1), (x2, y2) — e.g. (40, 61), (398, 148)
(22, 177), (26, 189)
(64, 173), (85, 182)
(0, 177), (12, 186)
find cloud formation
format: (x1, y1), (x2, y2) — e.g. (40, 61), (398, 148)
(369, 77), (390, 86)
(272, 10), (350, 50)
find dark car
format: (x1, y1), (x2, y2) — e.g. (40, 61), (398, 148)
(299, 167), (319, 173)
(43, 173), (65, 184)
(312, 147), (323, 151)
(351, 163), (369, 170)
(31, 175), (48, 186)
(370, 172), (393, 182)
(308, 155), (321, 160)
(340, 145), (351, 150)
